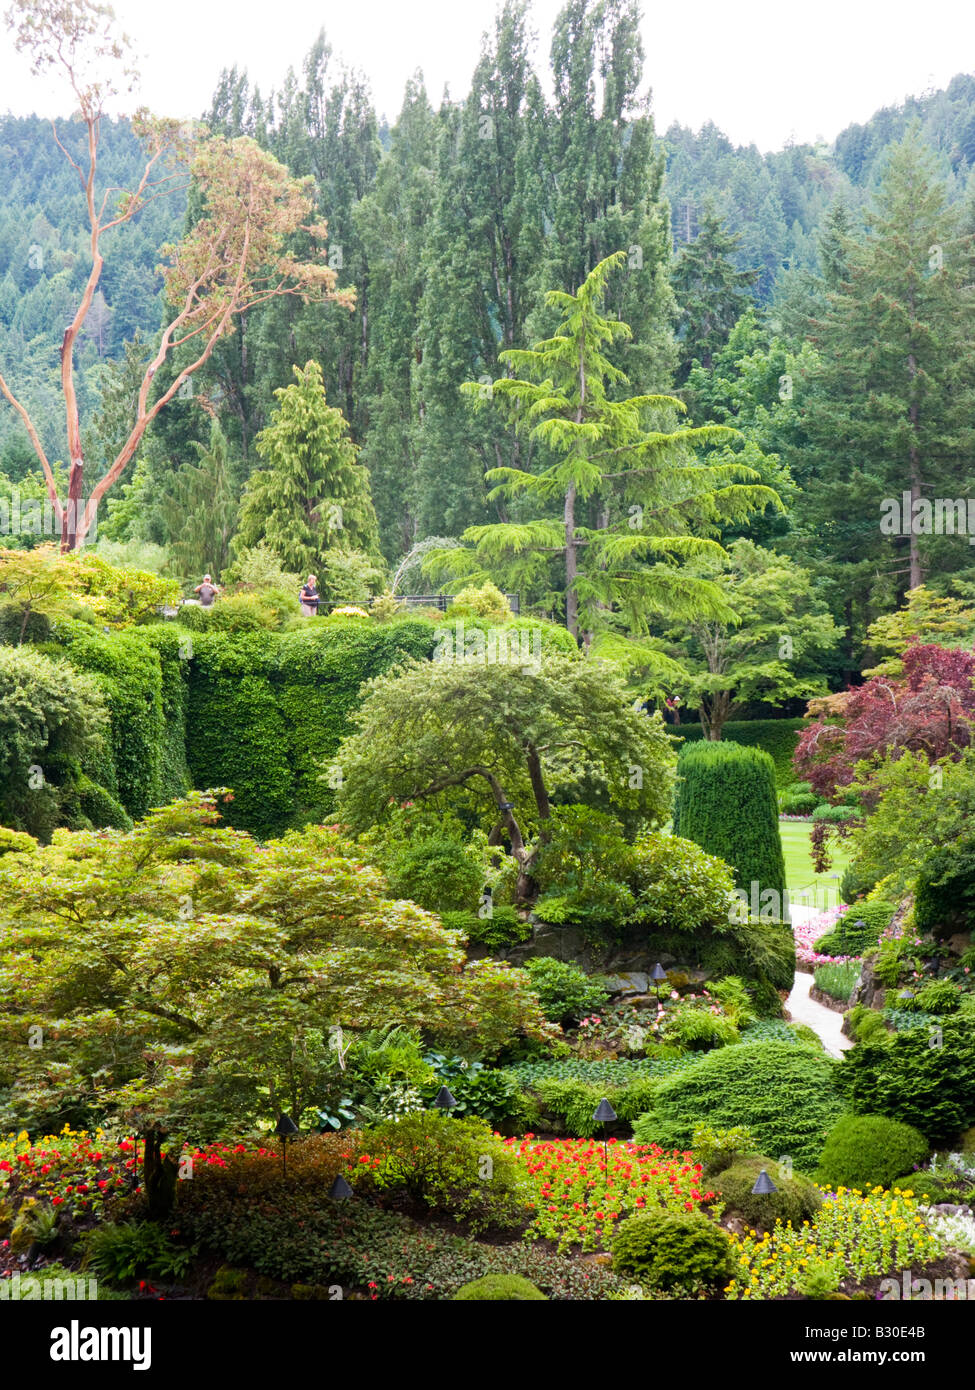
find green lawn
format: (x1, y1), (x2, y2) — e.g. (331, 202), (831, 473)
(779, 818), (851, 915)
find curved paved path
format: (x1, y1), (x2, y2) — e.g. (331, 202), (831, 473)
(786, 968), (852, 1057)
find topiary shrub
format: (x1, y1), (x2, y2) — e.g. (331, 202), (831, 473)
(611, 1209), (734, 1291)
(523, 957), (610, 1026)
(453, 1274), (546, 1300)
(713, 1156), (823, 1231)
(631, 1041), (844, 1170)
(669, 718), (806, 789)
(673, 741), (786, 904)
(815, 903), (896, 958)
(815, 1114), (929, 1190)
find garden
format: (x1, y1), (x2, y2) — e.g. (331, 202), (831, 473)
(1, 2), (975, 1324)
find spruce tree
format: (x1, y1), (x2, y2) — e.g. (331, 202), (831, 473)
(672, 200), (758, 381)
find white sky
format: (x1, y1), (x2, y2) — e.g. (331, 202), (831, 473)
(1, 0), (974, 152)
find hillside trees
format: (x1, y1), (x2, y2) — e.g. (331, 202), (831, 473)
(0, 0), (352, 551)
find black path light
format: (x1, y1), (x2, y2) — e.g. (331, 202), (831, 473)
(274, 1113), (299, 1179)
(433, 1085), (458, 1116)
(650, 962), (667, 1003)
(329, 1174), (354, 1201)
(751, 1167), (778, 1196)
(593, 1097), (617, 1168)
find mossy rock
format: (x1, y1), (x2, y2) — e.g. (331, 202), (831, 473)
(255, 1275), (286, 1299)
(291, 1283), (336, 1300)
(960, 1125), (975, 1153)
(453, 1274), (546, 1301)
(207, 1266), (249, 1300)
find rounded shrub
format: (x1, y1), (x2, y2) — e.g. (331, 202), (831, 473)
(631, 1040), (844, 1170)
(611, 1210), (734, 1291)
(891, 1173), (950, 1205)
(815, 1114), (929, 1190)
(453, 1274), (546, 1301)
(673, 741), (786, 903)
(840, 862), (879, 905)
(713, 1156), (823, 1230)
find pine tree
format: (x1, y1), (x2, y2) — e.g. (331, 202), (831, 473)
(233, 361), (382, 594)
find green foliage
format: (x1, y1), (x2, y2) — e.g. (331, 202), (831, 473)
(426, 1067), (530, 1132)
(440, 907), (529, 953)
(354, 1112), (528, 1233)
(841, 862), (880, 905)
(674, 740), (786, 902)
(0, 795), (550, 1136)
(811, 803), (859, 825)
(358, 806), (488, 914)
(611, 1209), (735, 1291)
(815, 1115), (929, 1190)
(690, 1122), (757, 1177)
(835, 1017), (975, 1147)
(659, 999), (740, 1051)
(0, 643), (110, 838)
(453, 1273), (546, 1301)
(83, 1222), (193, 1285)
(233, 361), (382, 596)
(780, 789), (819, 815)
(182, 619), (437, 837)
(524, 957), (610, 1026)
(627, 830), (737, 934)
(713, 1156), (824, 1230)
(845, 1004), (889, 1045)
(534, 806), (637, 929)
(631, 1041), (844, 1169)
(446, 583), (512, 623)
(669, 718), (807, 790)
(914, 979), (962, 1014)
(891, 1173), (950, 1204)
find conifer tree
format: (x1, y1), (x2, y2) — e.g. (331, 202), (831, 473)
(672, 201), (758, 381)
(425, 253), (779, 642)
(233, 361), (381, 594)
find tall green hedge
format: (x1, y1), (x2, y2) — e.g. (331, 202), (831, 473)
(668, 718), (806, 790)
(48, 621), (166, 818)
(673, 741), (786, 903)
(182, 618), (438, 838)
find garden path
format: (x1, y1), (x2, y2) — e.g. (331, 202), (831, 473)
(785, 966), (852, 1058)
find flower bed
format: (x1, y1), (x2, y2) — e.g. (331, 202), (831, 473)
(507, 1136), (713, 1254)
(725, 1187), (940, 1299)
(794, 903), (859, 967)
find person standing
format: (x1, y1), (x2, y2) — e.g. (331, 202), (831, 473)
(194, 574), (220, 607)
(299, 574), (320, 617)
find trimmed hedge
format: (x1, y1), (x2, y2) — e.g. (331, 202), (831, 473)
(673, 741), (786, 903)
(815, 1114), (929, 1191)
(668, 718), (806, 789)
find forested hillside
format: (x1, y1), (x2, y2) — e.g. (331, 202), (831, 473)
(2, 0), (975, 662)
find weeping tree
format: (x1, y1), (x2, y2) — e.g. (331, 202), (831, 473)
(423, 252), (781, 648)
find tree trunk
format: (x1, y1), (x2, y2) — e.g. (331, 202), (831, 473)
(564, 481), (578, 638)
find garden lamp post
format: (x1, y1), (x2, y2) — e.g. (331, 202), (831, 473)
(593, 1098), (617, 1169)
(329, 1174), (353, 1201)
(275, 1113), (299, 1179)
(751, 1168), (777, 1196)
(433, 1085), (458, 1117)
(651, 963), (667, 1003)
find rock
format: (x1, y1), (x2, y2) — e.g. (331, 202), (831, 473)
(626, 993), (666, 1011)
(601, 971), (648, 995)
